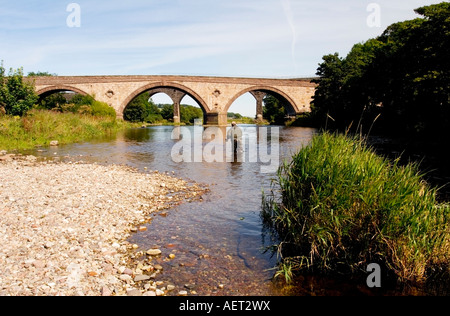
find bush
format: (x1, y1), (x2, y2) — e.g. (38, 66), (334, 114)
(124, 102), (147, 122)
(263, 132), (449, 283)
(0, 65), (38, 117)
(90, 101), (116, 118)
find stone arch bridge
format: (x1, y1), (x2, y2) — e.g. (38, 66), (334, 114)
(31, 75), (316, 126)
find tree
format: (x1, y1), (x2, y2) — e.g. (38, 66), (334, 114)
(263, 95), (286, 125)
(124, 93), (162, 122)
(0, 64), (38, 116)
(310, 53), (345, 127)
(310, 2), (450, 138)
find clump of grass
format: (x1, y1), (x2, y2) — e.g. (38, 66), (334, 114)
(263, 132), (449, 284)
(0, 109), (135, 151)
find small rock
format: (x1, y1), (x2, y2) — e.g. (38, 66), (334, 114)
(178, 291), (188, 296)
(119, 274), (132, 282)
(167, 285), (176, 291)
(146, 249), (162, 256)
(122, 268), (133, 276)
(101, 286), (112, 297)
(134, 275), (151, 282)
(155, 289), (165, 296)
(127, 289), (142, 296)
(143, 291), (156, 296)
(50, 140), (59, 147)
(184, 283), (195, 290)
(154, 264), (163, 271)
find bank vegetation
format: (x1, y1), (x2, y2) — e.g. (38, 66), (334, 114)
(263, 132), (450, 288)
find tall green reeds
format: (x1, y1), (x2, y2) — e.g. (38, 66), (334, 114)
(262, 132), (449, 284)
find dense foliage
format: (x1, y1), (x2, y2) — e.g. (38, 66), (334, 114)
(263, 132), (450, 284)
(263, 95), (286, 125)
(310, 2), (450, 140)
(0, 63), (38, 117)
(38, 93), (116, 118)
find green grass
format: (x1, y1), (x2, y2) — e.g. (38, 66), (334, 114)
(262, 132), (449, 284)
(0, 109), (137, 151)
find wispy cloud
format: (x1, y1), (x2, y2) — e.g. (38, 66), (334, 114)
(280, 0), (298, 70)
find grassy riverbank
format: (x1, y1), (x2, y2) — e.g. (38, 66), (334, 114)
(263, 132), (449, 286)
(0, 109), (138, 151)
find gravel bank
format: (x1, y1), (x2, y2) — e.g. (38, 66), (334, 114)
(0, 155), (206, 296)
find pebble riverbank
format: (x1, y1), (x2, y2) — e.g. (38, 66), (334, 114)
(0, 154), (207, 296)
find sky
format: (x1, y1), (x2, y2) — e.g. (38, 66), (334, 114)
(0, 0), (444, 116)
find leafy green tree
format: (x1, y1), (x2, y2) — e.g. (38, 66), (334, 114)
(180, 105), (203, 124)
(263, 95), (286, 125)
(124, 93), (161, 122)
(311, 2), (450, 138)
(159, 104), (173, 121)
(0, 64), (38, 116)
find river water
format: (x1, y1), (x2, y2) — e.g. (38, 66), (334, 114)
(27, 125), (447, 296)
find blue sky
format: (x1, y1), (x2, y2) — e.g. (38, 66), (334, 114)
(0, 0), (443, 115)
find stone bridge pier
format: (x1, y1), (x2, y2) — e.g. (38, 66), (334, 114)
(31, 75), (316, 126)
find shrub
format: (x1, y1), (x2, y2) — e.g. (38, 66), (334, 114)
(90, 101), (116, 118)
(0, 65), (38, 117)
(263, 132), (449, 283)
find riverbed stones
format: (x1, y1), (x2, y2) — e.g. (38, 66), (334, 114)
(134, 275), (151, 282)
(0, 159), (207, 296)
(146, 249), (162, 256)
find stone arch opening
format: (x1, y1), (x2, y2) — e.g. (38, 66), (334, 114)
(225, 86), (299, 124)
(227, 93), (257, 122)
(147, 92), (203, 124)
(36, 86), (90, 111)
(120, 82), (209, 123)
(36, 85), (89, 100)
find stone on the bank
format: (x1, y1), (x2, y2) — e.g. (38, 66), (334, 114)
(50, 140), (59, 147)
(127, 289), (142, 296)
(119, 274), (132, 282)
(146, 249), (162, 256)
(167, 285), (175, 291)
(101, 286), (113, 297)
(134, 274), (151, 282)
(155, 289), (165, 296)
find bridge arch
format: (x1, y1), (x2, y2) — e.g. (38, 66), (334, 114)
(36, 85), (89, 99)
(225, 86), (299, 117)
(119, 82), (210, 118)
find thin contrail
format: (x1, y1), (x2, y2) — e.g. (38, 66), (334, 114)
(280, 0), (297, 70)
